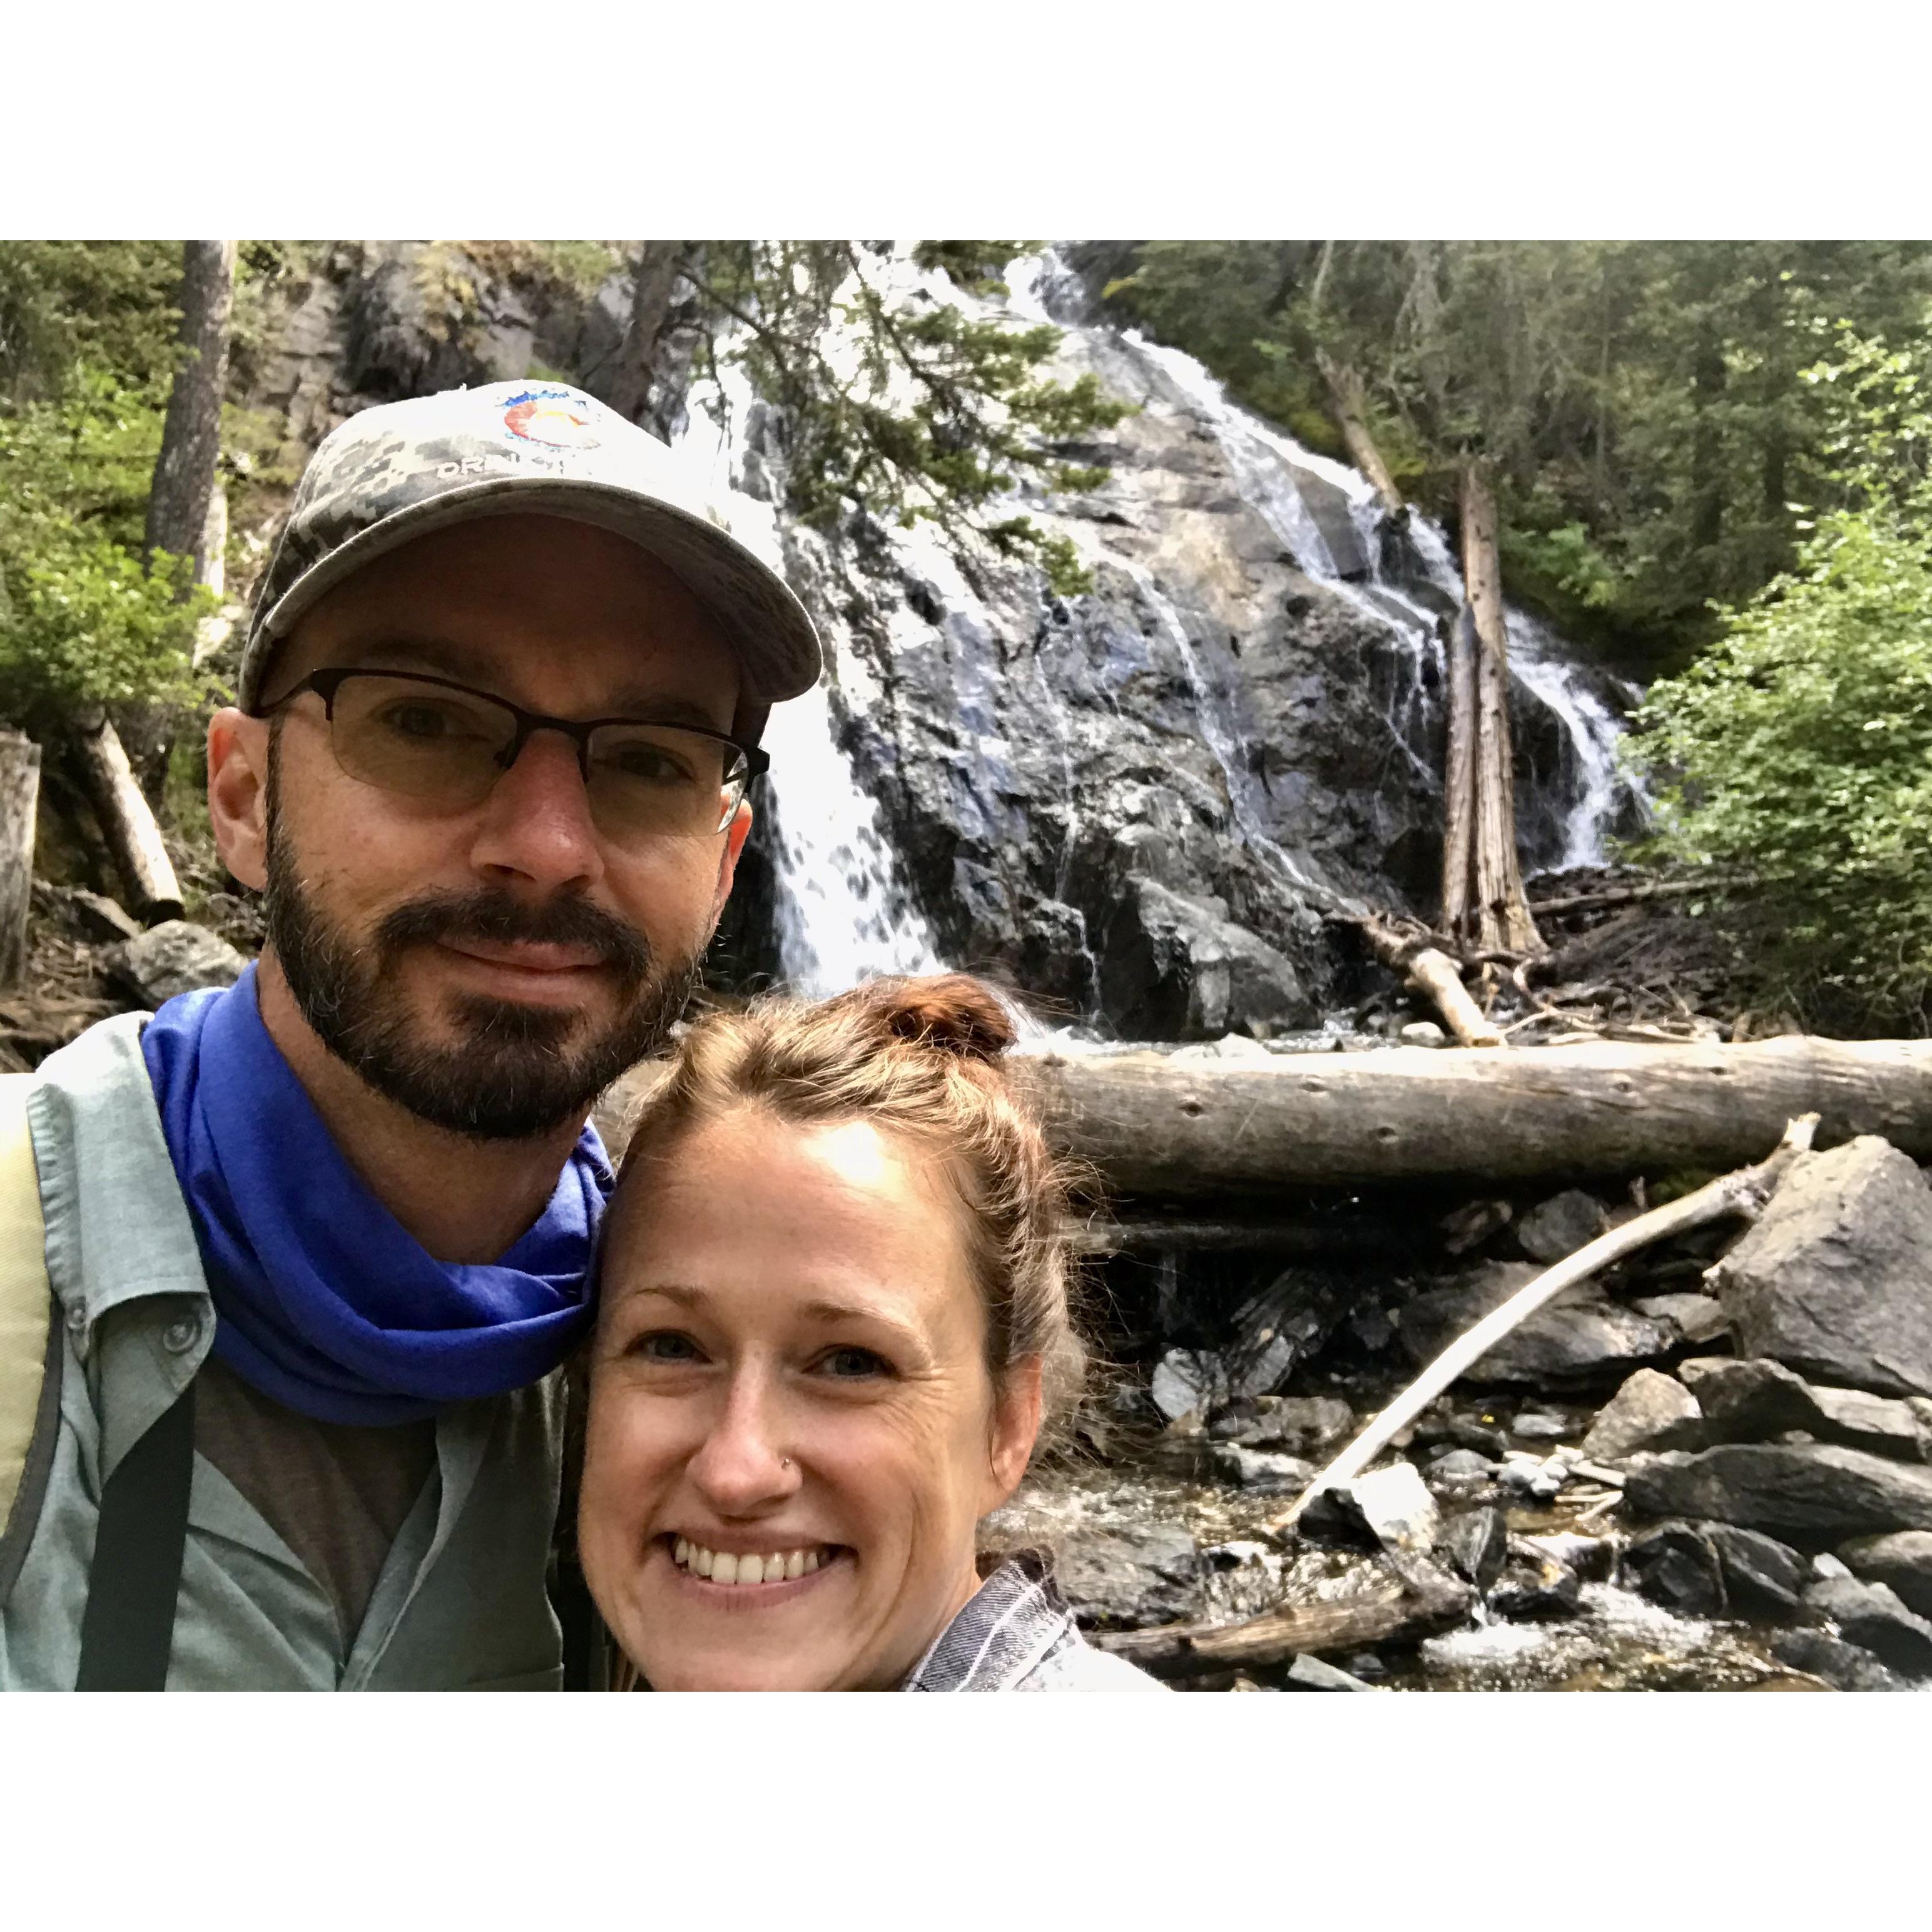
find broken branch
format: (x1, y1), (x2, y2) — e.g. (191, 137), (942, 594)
(1265, 1113), (1821, 1533)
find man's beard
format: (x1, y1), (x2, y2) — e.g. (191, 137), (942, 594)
(262, 763), (704, 1141)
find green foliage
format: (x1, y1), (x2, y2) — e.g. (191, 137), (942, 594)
(1631, 322), (1932, 1028)
(686, 242), (1128, 591)
(0, 243), (208, 734)
(1102, 242), (1932, 669)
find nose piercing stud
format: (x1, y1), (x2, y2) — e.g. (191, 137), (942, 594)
(781, 1457), (793, 1469)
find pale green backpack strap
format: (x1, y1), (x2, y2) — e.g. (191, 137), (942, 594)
(0, 1070), (58, 1607)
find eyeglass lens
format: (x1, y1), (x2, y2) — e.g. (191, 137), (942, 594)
(324, 674), (748, 840)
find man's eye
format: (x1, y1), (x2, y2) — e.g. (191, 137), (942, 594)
(633, 1330), (705, 1365)
(602, 743), (697, 786)
(379, 701), (475, 741)
(816, 1346), (891, 1381)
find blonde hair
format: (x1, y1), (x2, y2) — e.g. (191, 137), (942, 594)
(613, 973), (1090, 1445)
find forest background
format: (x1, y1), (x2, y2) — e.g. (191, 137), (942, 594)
(6, 238), (1932, 1032)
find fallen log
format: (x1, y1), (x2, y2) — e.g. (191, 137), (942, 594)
(1091, 1567), (1470, 1677)
(1013, 1035), (1932, 1197)
(1267, 1115), (1818, 1532)
(0, 731), (40, 992)
(1070, 1211), (1423, 1261)
(73, 718), (183, 923)
(1528, 874), (1757, 918)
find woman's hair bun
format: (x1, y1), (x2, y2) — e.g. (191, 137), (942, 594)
(854, 973), (1017, 1063)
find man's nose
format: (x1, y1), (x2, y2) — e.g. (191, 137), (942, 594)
(686, 1370), (800, 1517)
(466, 728), (606, 893)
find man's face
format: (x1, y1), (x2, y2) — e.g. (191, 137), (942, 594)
(211, 512), (751, 1139)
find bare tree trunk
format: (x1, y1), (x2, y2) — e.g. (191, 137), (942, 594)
(145, 242), (237, 580)
(0, 731), (41, 991)
(1316, 350), (1405, 518)
(1459, 460), (1545, 956)
(74, 719), (182, 923)
(1439, 608), (1478, 940)
(94, 241), (236, 872)
(605, 242), (687, 425)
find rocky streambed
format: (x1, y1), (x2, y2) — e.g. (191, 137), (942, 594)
(989, 1131), (1932, 1693)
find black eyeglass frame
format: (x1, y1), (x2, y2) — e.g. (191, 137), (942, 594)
(250, 666), (772, 792)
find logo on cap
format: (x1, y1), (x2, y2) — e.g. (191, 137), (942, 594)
(500, 387), (602, 451)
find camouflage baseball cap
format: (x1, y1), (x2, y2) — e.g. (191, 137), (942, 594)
(238, 379), (821, 714)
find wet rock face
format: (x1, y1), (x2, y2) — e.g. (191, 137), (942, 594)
(1709, 1136), (1932, 1399)
(1051, 1522), (1206, 1631)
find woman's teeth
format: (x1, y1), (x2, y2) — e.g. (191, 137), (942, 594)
(673, 1538), (826, 1586)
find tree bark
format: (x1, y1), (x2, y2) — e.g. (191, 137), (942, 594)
(606, 242), (687, 425)
(1458, 460), (1545, 956)
(1010, 1035), (1932, 1197)
(1315, 350), (1405, 519)
(1439, 607), (1478, 940)
(145, 241), (237, 581)
(0, 731), (41, 992)
(1357, 912), (1503, 1049)
(74, 718), (183, 923)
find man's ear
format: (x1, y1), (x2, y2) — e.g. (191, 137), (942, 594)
(985, 1355), (1044, 1508)
(709, 798), (753, 924)
(208, 708), (272, 890)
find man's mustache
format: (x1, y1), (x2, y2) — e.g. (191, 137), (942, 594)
(374, 890), (654, 982)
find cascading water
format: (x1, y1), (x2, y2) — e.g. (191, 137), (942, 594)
(669, 353), (942, 995)
(1115, 326), (1649, 874)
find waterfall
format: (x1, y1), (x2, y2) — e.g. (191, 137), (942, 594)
(1104, 325), (1648, 874)
(669, 353), (942, 995)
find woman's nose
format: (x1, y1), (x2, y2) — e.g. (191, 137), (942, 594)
(686, 1373), (800, 1516)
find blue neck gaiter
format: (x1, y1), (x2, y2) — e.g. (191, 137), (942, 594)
(141, 963), (608, 1426)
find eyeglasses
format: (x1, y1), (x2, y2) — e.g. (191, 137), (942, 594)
(254, 668), (768, 844)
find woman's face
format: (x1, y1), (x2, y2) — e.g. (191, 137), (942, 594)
(581, 1106), (1042, 1690)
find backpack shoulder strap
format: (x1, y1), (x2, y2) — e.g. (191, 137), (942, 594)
(0, 1069), (59, 1609)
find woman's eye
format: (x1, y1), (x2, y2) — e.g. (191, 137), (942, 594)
(816, 1345), (891, 1381)
(632, 1330), (704, 1365)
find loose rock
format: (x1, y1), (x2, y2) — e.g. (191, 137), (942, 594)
(1622, 1520), (1726, 1616)
(103, 920), (247, 1009)
(1581, 1368), (1705, 1462)
(1625, 1443), (1932, 1544)
(1839, 1530), (1932, 1619)
(1440, 1507), (1509, 1593)
(1801, 1575), (1932, 1676)
(1398, 1021), (1446, 1049)
(1400, 1266), (1674, 1384)
(1516, 1187), (1611, 1264)
(1207, 1393), (1354, 1455)
(1054, 1522), (1206, 1631)
(1632, 1292), (1731, 1346)
(1771, 1629), (1904, 1692)
(1709, 1135), (1932, 1398)
(1210, 1445), (1314, 1493)
(1704, 1525), (1811, 1619)
(1346, 1460), (1441, 1557)
(1490, 1545), (1582, 1621)
(1284, 1654), (1382, 1691)
(1679, 1357), (1821, 1443)
(1439, 1199), (1511, 1257)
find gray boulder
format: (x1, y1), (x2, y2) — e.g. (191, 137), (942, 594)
(1625, 1443), (1932, 1544)
(1704, 1524), (1811, 1619)
(1771, 1629), (1904, 1692)
(1399, 1264), (1674, 1384)
(1839, 1530), (1932, 1619)
(1680, 1357), (1928, 1460)
(1623, 1520), (1726, 1616)
(1102, 878), (1316, 1040)
(1207, 1393), (1354, 1455)
(104, 920), (247, 1009)
(1581, 1368), (1705, 1462)
(1709, 1135), (1932, 1398)
(1054, 1522), (1205, 1631)
(1516, 1188), (1610, 1264)
(1439, 1507), (1509, 1593)
(1209, 1445), (1314, 1493)
(1801, 1575), (1932, 1676)
(1632, 1292), (1730, 1346)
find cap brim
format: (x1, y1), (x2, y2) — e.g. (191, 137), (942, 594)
(245, 475), (822, 711)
